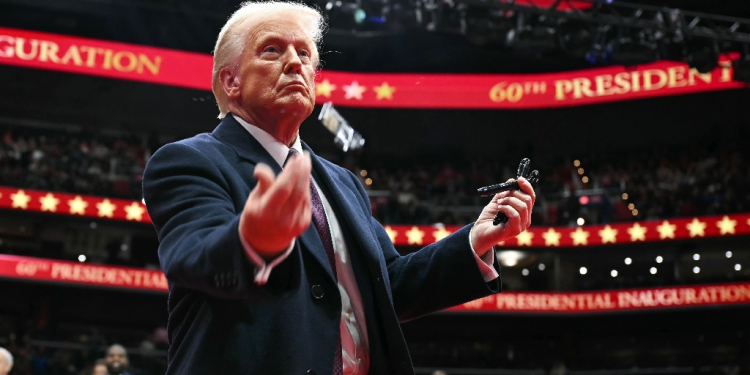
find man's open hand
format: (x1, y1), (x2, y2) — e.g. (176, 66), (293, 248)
(470, 177), (536, 255)
(239, 151), (312, 261)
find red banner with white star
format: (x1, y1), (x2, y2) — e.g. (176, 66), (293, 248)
(0, 27), (744, 109)
(2, 252), (748, 314)
(0, 186), (748, 247)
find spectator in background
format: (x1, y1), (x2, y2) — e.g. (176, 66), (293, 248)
(105, 344), (131, 375)
(91, 359), (107, 375)
(0, 348), (12, 375)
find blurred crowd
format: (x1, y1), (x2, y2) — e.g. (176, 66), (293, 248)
(0, 330), (167, 375)
(0, 125), (747, 227)
(361, 141), (749, 226)
(0, 126), (150, 201)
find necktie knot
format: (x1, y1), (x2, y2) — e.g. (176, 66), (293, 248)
(284, 148), (300, 167)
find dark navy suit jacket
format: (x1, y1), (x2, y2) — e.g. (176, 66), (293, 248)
(142, 115), (501, 375)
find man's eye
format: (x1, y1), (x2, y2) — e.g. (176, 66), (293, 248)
(299, 50), (309, 57)
(264, 46), (278, 53)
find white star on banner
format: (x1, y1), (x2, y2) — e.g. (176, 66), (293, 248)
(343, 81), (366, 100)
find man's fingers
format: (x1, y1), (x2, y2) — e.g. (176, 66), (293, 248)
(252, 163), (275, 197)
(498, 196), (528, 228)
(498, 205), (523, 236)
(511, 190), (534, 225)
(517, 177), (536, 204)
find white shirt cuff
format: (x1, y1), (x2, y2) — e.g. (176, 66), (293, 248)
(239, 226), (295, 285)
(469, 226), (500, 282)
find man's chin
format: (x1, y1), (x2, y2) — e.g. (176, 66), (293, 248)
(275, 96), (314, 117)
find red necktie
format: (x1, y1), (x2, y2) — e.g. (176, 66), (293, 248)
(285, 148), (343, 375)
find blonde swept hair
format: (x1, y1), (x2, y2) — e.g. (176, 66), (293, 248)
(212, 1), (325, 119)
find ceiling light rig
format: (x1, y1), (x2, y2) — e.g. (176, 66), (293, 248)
(316, 0), (750, 79)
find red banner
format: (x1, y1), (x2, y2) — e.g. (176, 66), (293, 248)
(0, 186), (149, 223)
(2, 254), (747, 314)
(0, 254), (167, 292)
(0, 27), (744, 109)
(0, 186), (748, 247)
(450, 282), (750, 313)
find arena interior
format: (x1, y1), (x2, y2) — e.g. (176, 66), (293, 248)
(0, 0), (749, 374)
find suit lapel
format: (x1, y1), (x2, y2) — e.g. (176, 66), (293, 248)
(304, 143), (385, 280)
(212, 115), (282, 175)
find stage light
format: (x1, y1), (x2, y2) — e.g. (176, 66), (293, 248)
(656, 256), (663, 263)
(628, 203), (635, 210)
(726, 251), (732, 258)
(90, 222), (97, 229)
(650, 267), (657, 275)
(736, 264), (742, 271)
(574, 160), (580, 167)
(78, 255), (87, 262)
(499, 250), (526, 267)
(522, 268), (529, 276)
(577, 168), (584, 175)
(579, 196), (589, 205)
(632, 209), (639, 216)
(686, 39), (719, 74)
(360, 169), (367, 177)
(582, 176), (589, 183)
(580, 267), (588, 275)
(365, 178), (373, 185)
(577, 217), (585, 226)
(693, 266), (700, 274)
(608, 34), (660, 66)
(693, 253), (700, 261)
(611, 270), (618, 277)
(624, 257), (632, 265)
(733, 51), (750, 83)
(539, 263), (546, 271)
(354, 8), (367, 24)
(622, 193), (628, 200)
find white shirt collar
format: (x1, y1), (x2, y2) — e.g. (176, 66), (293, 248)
(232, 114), (303, 168)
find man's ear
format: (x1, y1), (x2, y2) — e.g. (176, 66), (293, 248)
(219, 66), (241, 99)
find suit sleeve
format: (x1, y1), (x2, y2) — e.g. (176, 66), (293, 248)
(346, 171), (501, 322)
(143, 142), (277, 299)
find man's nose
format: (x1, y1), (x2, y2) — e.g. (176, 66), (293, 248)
(282, 47), (303, 75)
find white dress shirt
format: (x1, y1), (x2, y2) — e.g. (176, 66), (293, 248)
(232, 115), (498, 375)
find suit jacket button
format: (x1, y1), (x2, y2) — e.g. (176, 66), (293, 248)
(311, 285), (324, 299)
(306, 370), (316, 375)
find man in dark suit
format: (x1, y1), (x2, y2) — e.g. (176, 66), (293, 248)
(142, 2), (536, 375)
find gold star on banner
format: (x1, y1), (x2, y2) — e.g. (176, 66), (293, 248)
(516, 230), (534, 246)
(68, 196), (88, 215)
(627, 223), (647, 242)
(433, 227), (452, 242)
(96, 199), (117, 218)
(599, 225), (619, 244)
(10, 190), (31, 209)
(686, 218), (706, 237)
(542, 228), (562, 246)
(406, 226), (425, 245)
(39, 193), (60, 212)
(124, 202), (146, 221)
(656, 220), (676, 239)
(384, 226), (397, 243)
(570, 227), (590, 246)
(373, 82), (396, 100)
(316, 79), (336, 98)
(716, 216), (737, 235)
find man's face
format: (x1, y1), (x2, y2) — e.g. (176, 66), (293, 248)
(235, 18), (317, 123)
(105, 347), (129, 374)
(0, 356), (10, 375)
(92, 364), (108, 375)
